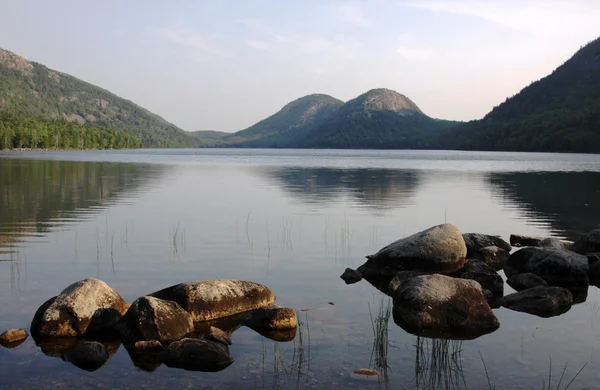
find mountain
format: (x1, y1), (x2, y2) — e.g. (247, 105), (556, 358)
(433, 38), (600, 153)
(298, 88), (459, 149)
(223, 94), (344, 147)
(0, 48), (200, 148)
(190, 130), (230, 140)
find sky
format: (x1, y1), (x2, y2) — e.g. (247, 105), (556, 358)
(0, 0), (598, 132)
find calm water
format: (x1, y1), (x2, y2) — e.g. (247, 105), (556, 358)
(1, 149), (600, 389)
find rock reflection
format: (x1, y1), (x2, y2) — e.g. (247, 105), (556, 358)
(35, 337), (121, 372)
(257, 166), (421, 210)
(414, 336), (467, 390)
(488, 171), (600, 240)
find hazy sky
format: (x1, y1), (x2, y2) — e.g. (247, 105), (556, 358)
(0, 0), (598, 132)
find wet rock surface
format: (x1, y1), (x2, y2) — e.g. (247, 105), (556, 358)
(340, 268), (363, 284)
(392, 274), (499, 338)
(388, 271), (428, 292)
(149, 280), (276, 322)
(117, 296), (193, 344)
(497, 286), (572, 317)
(358, 224), (467, 280)
(30, 278), (129, 339)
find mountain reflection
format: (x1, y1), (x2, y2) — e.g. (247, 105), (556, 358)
(488, 171), (600, 240)
(0, 159), (167, 258)
(256, 167), (421, 210)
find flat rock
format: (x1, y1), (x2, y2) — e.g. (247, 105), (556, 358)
(62, 341), (110, 372)
(506, 273), (548, 291)
(160, 338), (234, 372)
(340, 268), (363, 284)
(0, 329), (28, 346)
(392, 274), (499, 339)
(497, 286), (572, 317)
(572, 228), (600, 254)
(117, 296), (193, 344)
(473, 246), (510, 270)
(463, 233), (511, 257)
(358, 224), (467, 281)
(31, 278), (129, 339)
(457, 259), (504, 295)
(150, 280), (275, 323)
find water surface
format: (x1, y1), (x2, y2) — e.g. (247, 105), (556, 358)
(1, 149), (599, 389)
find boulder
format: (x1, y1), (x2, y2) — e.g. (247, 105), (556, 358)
(473, 246), (510, 270)
(388, 271), (428, 292)
(504, 247), (543, 278)
(456, 259), (504, 295)
(0, 329), (28, 347)
(497, 286), (572, 317)
(30, 278), (129, 339)
(538, 238), (572, 251)
(572, 228), (600, 254)
(340, 268), (363, 284)
(205, 326), (232, 346)
(392, 274), (499, 339)
(589, 260), (600, 286)
(62, 341), (110, 372)
(522, 249), (589, 288)
(510, 234), (543, 247)
(463, 233), (511, 257)
(358, 224), (467, 281)
(506, 273), (548, 291)
(160, 338), (234, 372)
(245, 306), (297, 333)
(116, 296), (193, 344)
(150, 280), (275, 323)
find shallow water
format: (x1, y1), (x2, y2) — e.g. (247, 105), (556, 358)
(1, 149), (599, 389)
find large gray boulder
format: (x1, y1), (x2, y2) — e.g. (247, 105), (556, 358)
(116, 296), (194, 344)
(31, 278), (129, 339)
(358, 224), (467, 280)
(392, 274), (499, 338)
(463, 233), (511, 257)
(160, 338), (234, 372)
(497, 286), (572, 317)
(572, 228), (600, 254)
(456, 259), (504, 295)
(150, 280), (276, 323)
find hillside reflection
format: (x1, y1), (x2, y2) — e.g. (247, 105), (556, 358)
(488, 171), (600, 240)
(256, 167), (421, 210)
(0, 159), (168, 259)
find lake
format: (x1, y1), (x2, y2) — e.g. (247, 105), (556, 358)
(1, 148), (599, 389)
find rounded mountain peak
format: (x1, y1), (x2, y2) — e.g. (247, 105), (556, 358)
(355, 88), (422, 114)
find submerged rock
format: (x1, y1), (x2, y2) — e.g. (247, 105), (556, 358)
(116, 296), (193, 344)
(340, 268), (363, 284)
(245, 306), (297, 333)
(572, 228), (600, 255)
(62, 341), (110, 372)
(149, 280), (275, 323)
(0, 329), (28, 347)
(358, 224), (467, 281)
(473, 246), (510, 270)
(497, 286), (572, 317)
(392, 274), (499, 339)
(31, 278), (129, 339)
(456, 259), (504, 295)
(463, 233), (511, 257)
(506, 273), (548, 291)
(160, 338), (234, 372)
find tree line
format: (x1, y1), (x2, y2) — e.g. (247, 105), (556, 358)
(0, 112), (142, 150)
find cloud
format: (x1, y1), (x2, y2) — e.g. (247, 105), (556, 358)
(156, 27), (231, 58)
(335, 3), (371, 27)
(399, 0), (600, 39)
